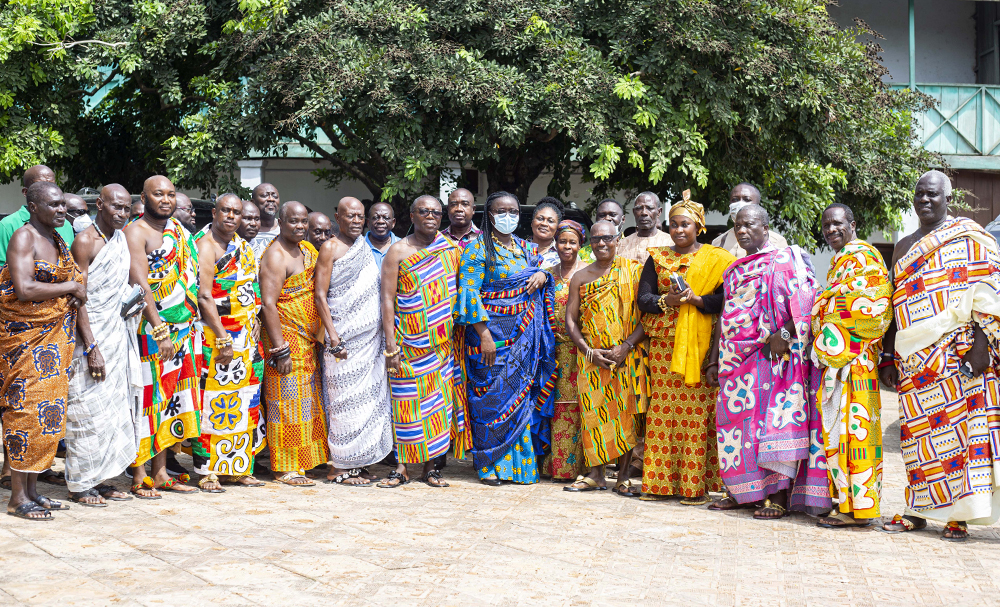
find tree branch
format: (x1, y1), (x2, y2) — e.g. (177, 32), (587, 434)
(34, 39), (128, 49)
(287, 132), (383, 198)
(70, 68), (121, 97)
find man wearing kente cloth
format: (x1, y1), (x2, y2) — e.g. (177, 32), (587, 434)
(456, 191), (557, 486)
(259, 201), (330, 486)
(125, 175), (201, 497)
(880, 170), (1000, 541)
(564, 220), (648, 496)
(710, 204), (831, 519)
(193, 194), (267, 492)
(0, 182), (85, 519)
(380, 196), (472, 487)
(810, 203), (892, 528)
(66, 184), (140, 506)
(636, 195), (735, 504)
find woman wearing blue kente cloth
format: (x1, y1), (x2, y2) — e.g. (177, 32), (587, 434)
(456, 191), (558, 486)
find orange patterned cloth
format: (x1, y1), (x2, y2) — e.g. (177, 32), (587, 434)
(0, 233), (83, 472)
(262, 241), (329, 473)
(641, 245), (732, 498)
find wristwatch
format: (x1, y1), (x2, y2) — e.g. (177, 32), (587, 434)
(779, 327), (792, 342)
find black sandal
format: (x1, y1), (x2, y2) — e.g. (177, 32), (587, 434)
(0, 476), (10, 490)
(68, 488), (107, 508)
(8, 501), (52, 520)
(95, 484), (133, 501)
(377, 470), (409, 488)
(422, 470), (449, 487)
(34, 495), (69, 511)
(37, 470), (66, 486)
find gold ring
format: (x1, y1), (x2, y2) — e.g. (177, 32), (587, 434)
(90, 372), (96, 377)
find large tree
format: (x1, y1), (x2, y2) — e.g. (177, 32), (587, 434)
(2, 0), (936, 243)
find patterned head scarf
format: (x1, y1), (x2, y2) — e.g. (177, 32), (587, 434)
(668, 190), (706, 235)
(556, 219), (586, 244)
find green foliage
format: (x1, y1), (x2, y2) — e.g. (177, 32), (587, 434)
(0, 0), (936, 243)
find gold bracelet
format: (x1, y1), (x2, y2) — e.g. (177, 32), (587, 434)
(215, 335), (233, 348)
(384, 347), (401, 358)
(151, 324), (170, 341)
(657, 295), (670, 312)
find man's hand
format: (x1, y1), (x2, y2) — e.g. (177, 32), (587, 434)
(705, 364), (719, 387)
(878, 363), (898, 389)
(157, 336), (176, 362)
(962, 326), (991, 377)
(768, 332), (791, 359)
(607, 343), (630, 366)
(386, 341), (401, 376)
(525, 271), (547, 294)
(591, 349), (615, 369)
(68, 296), (84, 309)
(480, 338), (497, 367)
(216, 343), (234, 368)
(87, 346), (106, 383)
(69, 282), (87, 304)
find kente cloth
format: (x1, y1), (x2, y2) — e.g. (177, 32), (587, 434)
(457, 235), (557, 481)
(262, 240), (329, 473)
(320, 235), (392, 469)
(66, 230), (140, 492)
(389, 233), (471, 464)
(892, 217), (1000, 525)
(194, 234), (264, 477)
(711, 229), (788, 259)
(134, 218), (201, 466)
(716, 245), (831, 513)
(544, 271), (584, 480)
(811, 239), (892, 519)
(640, 245), (733, 498)
(618, 230), (674, 264)
(577, 257), (649, 467)
(0, 233), (82, 472)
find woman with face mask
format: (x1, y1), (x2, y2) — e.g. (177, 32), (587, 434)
(455, 191), (557, 486)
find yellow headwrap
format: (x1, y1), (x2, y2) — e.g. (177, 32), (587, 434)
(668, 190), (706, 234)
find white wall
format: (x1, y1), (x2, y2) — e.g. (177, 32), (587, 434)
(828, 0), (976, 84)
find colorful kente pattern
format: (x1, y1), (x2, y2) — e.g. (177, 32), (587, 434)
(262, 240), (329, 473)
(135, 217), (201, 466)
(577, 256), (649, 467)
(195, 233), (264, 476)
(390, 233), (472, 464)
(892, 217), (1000, 524)
(812, 239), (892, 519)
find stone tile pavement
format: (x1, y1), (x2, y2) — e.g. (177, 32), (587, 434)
(1, 391), (999, 606)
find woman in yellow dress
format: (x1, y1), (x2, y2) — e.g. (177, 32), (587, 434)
(636, 193), (735, 504)
(543, 220), (587, 480)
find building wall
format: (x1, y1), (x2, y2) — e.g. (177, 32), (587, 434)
(828, 0), (976, 84)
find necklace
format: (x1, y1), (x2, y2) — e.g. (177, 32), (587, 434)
(93, 220), (109, 243)
(492, 233), (522, 257)
(557, 259), (579, 282)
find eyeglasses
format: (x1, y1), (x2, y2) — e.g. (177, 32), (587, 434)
(491, 211), (519, 218)
(591, 235), (617, 244)
(371, 213), (394, 221)
(414, 208), (442, 218)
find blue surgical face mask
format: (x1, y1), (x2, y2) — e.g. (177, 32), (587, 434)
(493, 212), (519, 235)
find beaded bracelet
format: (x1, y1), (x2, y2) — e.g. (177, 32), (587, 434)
(84, 341), (99, 356)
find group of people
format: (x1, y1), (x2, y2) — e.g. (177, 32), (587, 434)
(1, 165), (998, 543)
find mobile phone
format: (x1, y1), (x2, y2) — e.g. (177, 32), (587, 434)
(121, 285), (146, 319)
(670, 273), (689, 293)
(960, 362), (974, 378)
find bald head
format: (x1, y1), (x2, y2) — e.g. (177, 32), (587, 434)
(337, 197), (366, 241)
(734, 204), (770, 254)
(277, 200), (308, 244)
(141, 175), (177, 221)
(735, 204), (769, 226)
(22, 165), (55, 190)
(64, 193), (88, 222)
(252, 182), (280, 219)
(279, 200), (308, 222)
(307, 212), (333, 248)
(97, 183), (132, 231)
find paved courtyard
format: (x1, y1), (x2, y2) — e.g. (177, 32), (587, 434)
(1, 391), (999, 606)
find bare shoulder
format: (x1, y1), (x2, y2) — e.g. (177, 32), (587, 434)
(325, 236), (351, 263)
(8, 222), (36, 255)
(70, 225), (96, 259)
(260, 239), (287, 269)
(196, 233), (222, 263)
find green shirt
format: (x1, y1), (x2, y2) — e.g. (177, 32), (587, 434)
(0, 206), (75, 265)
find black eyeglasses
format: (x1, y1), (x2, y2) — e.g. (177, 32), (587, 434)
(415, 208), (443, 218)
(591, 235), (617, 244)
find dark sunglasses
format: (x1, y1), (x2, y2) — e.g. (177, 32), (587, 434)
(415, 208), (443, 218)
(591, 234), (617, 244)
